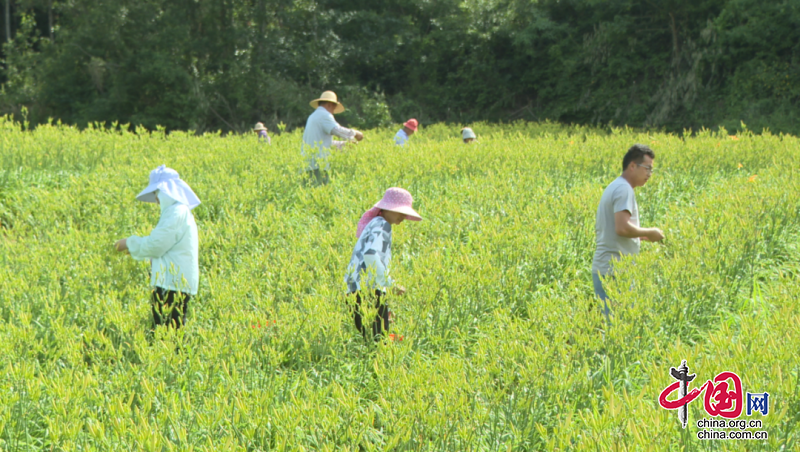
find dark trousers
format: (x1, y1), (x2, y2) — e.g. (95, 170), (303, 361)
(152, 287), (191, 329)
(349, 290), (389, 341)
(306, 169), (329, 186)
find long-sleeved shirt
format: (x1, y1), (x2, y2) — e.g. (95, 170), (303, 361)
(344, 216), (393, 293)
(258, 130), (271, 145)
(127, 193), (200, 294)
(301, 107), (356, 170)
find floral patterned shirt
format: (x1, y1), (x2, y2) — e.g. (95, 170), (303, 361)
(344, 216), (393, 293)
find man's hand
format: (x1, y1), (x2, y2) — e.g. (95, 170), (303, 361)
(393, 285), (406, 296)
(354, 131), (364, 142)
(643, 228), (665, 242)
(115, 239), (129, 253)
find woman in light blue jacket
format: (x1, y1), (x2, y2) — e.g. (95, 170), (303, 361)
(115, 165), (201, 329)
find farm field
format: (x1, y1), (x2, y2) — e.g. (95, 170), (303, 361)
(0, 118), (798, 451)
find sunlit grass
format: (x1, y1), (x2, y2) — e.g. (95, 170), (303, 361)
(0, 117), (797, 450)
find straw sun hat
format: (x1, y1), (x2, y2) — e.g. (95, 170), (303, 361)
(310, 91), (345, 114)
(253, 122), (268, 132)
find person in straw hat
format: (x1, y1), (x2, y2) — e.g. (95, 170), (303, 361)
(344, 187), (422, 341)
(253, 122), (271, 145)
(461, 127), (477, 143)
(394, 118), (419, 146)
(301, 90), (364, 185)
(114, 165), (201, 330)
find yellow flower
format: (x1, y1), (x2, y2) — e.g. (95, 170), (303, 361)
(737, 163), (743, 169)
(748, 175), (757, 182)
(730, 135), (739, 141)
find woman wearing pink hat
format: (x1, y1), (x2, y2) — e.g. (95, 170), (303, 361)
(394, 119), (419, 146)
(344, 187), (422, 341)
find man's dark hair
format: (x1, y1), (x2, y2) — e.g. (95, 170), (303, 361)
(622, 144), (655, 172)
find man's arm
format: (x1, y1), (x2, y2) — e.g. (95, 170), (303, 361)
(614, 210), (664, 241)
(331, 125), (363, 142)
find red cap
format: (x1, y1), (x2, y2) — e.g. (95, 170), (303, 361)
(403, 119), (419, 131)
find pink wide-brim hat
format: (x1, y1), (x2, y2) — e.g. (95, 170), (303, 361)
(404, 119), (419, 131)
(356, 187), (422, 238)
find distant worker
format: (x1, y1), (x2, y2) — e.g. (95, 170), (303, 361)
(301, 91), (364, 185)
(461, 127), (477, 143)
(253, 122), (271, 145)
(592, 144), (664, 324)
(114, 165), (201, 330)
(394, 119), (419, 146)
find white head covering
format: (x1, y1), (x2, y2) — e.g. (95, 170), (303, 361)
(135, 165), (201, 209)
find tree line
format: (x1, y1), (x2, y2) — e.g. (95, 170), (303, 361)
(0, 0), (798, 135)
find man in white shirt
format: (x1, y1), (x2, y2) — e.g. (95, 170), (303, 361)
(301, 91), (364, 185)
(592, 144), (664, 322)
(394, 118), (418, 146)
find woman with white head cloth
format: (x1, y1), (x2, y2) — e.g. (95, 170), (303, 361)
(115, 165), (201, 329)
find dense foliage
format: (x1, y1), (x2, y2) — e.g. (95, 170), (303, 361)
(0, 0), (798, 134)
(0, 118), (798, 450)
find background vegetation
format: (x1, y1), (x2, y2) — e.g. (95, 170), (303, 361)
(0, 0), (798, 134)
(0, 119), (797, 450)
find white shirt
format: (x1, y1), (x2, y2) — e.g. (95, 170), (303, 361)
(394, 129), (409, 146)
(301, 107), (356, 171)
(127, 193), (200, 294)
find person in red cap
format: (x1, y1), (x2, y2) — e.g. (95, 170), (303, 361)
(394, 119), (419, 146)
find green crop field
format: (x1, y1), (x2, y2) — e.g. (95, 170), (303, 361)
(0, 117), (798, 451)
